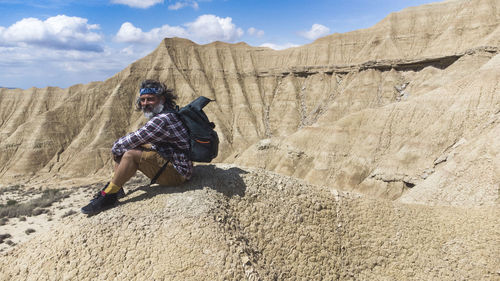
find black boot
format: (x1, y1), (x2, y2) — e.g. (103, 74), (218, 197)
(81, 190), (119, 215)
(90, 182), (125, 203)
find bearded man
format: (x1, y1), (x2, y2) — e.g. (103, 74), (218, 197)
(81, 79), (192, 215)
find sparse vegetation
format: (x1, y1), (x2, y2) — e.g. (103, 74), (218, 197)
(25, 228), (36, 235)
(32, 208), (48, 216)
(0, 218), (8, 225)
(0, 189), (69, 219)
(0, 233), (12, 244)
(6, 199), (18, 206)
(0, 184), (23, 196)
(61, 210), (77, 218)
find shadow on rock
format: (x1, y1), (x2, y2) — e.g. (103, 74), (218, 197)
(119, 164), (248, 206)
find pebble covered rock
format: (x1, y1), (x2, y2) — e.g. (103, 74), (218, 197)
(0, 164), (498, 280)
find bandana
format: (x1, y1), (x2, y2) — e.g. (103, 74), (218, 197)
(140, 87), (161, 95)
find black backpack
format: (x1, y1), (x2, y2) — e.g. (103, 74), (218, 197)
(175, 96), (219, 162)
(151, 96), (219, 185)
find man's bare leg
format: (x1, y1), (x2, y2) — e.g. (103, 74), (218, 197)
(81, 150), (143, 214)
(111, 149), (142, 187)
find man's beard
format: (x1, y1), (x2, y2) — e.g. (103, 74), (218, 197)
(143, 103), (164, 119)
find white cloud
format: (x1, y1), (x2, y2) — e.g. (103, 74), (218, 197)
(298, 23), (330, 40)
(0, 44), (140, 89)
(0, 12), (242, 89)
(186, 14), (243, 43)
(168, 0), (199, 10)
(115, 14), (243, 45)
(247, 27), (264, 37)
(111, 0), (163, 9)
(115, 22), (188, 44)
(168, 2), (185, 10)
(260, 42), (299, 50)
(0, 15), (103, 51)
(119, 46), (135, 56)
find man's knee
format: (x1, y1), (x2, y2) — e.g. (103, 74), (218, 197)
(121, 150), (142, 164)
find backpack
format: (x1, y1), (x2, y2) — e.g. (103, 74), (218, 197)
(150, 96), (219, 185)
(172, 96), (219, 162)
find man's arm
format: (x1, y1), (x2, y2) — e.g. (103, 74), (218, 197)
(111, 116), (168, 158)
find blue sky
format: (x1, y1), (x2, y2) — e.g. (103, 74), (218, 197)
(0, 0), (439, 89)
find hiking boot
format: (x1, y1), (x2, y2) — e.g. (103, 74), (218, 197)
(117, 186), (125, 198)
(81, 191), (119, 215)
(90, 182), (125, 203)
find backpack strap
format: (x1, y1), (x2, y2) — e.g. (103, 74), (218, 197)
(163, 109), (190, 155)
(150, 107), (185, 185)
(150, 160), (170, 185)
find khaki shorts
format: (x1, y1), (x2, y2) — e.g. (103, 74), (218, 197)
(138, 151), (186, 186)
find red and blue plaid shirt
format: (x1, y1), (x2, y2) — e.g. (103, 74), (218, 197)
(112, 112), (193, 179)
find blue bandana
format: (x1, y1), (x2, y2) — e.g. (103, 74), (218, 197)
(140, 87), (161, 95)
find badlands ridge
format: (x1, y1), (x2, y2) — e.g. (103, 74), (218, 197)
(0, 0), (499, 280)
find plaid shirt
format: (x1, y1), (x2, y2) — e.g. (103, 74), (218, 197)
(112, 112), (193, 179)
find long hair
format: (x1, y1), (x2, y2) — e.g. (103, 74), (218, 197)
(135, 79), (178, 111)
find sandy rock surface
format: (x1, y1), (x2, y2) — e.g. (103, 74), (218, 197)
(1, 165), (499, 280)
(0, 183), (101, 253)
(0, 0), (499, 197)
(0, 0), (499, 279)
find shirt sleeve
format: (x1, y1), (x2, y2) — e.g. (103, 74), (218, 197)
(111, 116), (167, 156)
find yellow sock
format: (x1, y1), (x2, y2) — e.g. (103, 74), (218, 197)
(104, 182), (121, 194)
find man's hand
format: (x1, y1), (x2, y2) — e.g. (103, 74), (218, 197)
(139, 143), (153, 150)
(113, 143), (152, 163)
(113, 154), (122, 163)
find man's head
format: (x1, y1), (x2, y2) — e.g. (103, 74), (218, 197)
(136, 79), (178, 119)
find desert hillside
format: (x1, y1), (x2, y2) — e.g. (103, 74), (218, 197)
(1, 165), (499, 280)
(0, 0), (499, 279)
(0, 0), (498, 200)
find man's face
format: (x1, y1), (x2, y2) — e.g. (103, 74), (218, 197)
(140, 94), (165, 118)
(140, 94), (161, 111)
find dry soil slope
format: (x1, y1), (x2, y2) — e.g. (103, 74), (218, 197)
(231, 1), (500, 204)
(234, 51), (500, 205)
(0, 165), (498, 280)
(1, 0), (499, 190)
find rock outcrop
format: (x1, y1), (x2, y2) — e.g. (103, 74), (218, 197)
(1, 1), (499, 205)
(1, 1), (499, 279)
(1, 165), (499, 280)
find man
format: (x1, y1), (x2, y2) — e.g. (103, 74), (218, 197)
(81, 79), (193, 215)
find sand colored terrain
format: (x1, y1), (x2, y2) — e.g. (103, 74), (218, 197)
(0, 0), (499, 193)
(1, 165), (499, 280)
(0, 0), (499, 279)
(235, 50), (500, 205)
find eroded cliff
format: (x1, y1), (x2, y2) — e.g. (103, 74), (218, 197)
(1, 0), (499, 279)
